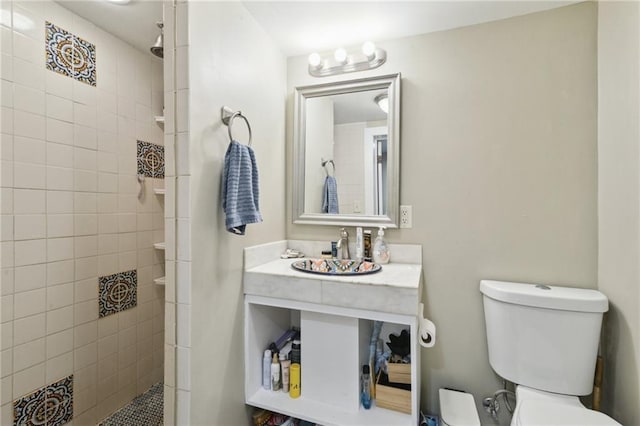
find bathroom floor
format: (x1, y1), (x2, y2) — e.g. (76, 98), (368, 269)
(98, 382), (164, 426)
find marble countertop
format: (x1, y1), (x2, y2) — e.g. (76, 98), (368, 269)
(246, 258), (421, 289)
(243, 240), (423, 315)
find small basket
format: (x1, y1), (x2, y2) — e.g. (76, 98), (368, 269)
(376, 371), (411, 414)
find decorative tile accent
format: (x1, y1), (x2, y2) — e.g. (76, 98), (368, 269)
(99, 270), (137, 318)
(45, 376), (73, 426)
(99, 382), (163, 426)
(73, 34), (96, 87)
(46, 22), (74, 79)
(137, 140), (165, 179)
(13, 375), (73, 426)
(45, 21), (96, 86)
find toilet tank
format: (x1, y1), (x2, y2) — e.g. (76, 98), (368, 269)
(480, 280), (608, 396)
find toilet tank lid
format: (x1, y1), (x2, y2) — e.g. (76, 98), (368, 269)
(439, 389), (481, 426)
(480, 280), (608, 313)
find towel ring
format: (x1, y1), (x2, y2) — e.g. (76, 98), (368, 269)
(221, 107), (252, 146)
(321, 158), (335, 177)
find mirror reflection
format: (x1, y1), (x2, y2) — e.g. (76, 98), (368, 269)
(304, 89), (389, 216)
(293, 73), (401, 228)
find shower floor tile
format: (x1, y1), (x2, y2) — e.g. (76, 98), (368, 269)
(99, 382), (163, 426)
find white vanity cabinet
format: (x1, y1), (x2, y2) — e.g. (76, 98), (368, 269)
(243, 241), (423, 426)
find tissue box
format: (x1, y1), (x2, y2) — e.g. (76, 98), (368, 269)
(388, 363), (411, 384)
(376, 372), (411, 414)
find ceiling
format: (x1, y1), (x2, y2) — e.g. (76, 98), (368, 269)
(56, 0), (163, 55)
(55, 1), (579, 58)
(243, 1), (580, 57)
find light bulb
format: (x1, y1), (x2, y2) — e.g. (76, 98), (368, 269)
(308, 52), (322, 68)
(362, 41), (376, 59)
(334, 48), (347, 64)
(375, 94), (388, 114)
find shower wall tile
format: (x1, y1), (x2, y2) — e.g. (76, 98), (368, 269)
(46, 260), (74, 287)
(46, 118), (73, 145)
(14, 314), (45, 347)
(13, 137), (45, 166)
(46, 308), (73, 336)
(12, 363), (45, 399)
(3, 2), (165, 423)
(47, 215), (74, 238)
(14, 110), (45, 140)
(13, 84), (44, 116)
(45, 351), (73, 384)
(14, 264), (45, 294)
(14, 288), (46, 319)
(13, 338), (45, 373)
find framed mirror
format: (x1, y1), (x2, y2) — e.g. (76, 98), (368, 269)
(293, 73), (401, 227)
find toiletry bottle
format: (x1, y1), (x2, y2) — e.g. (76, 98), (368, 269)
(271, 353), (281, 391)
(372, 226), (390, 264)
(291, 340), (301, 364)
(280, 355), (291, 393)
(363, 230), (372, 261)
(289, 363), (301, 398)
(356, 227), (364, 261)
(361, 364), (372, 409)
(263, 350), (271, 390)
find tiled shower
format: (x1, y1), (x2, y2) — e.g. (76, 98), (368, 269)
(0, 1), (166, 424)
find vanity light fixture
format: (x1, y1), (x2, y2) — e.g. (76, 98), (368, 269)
(375, 93), (389, 114)
(308, 41), (387, 77)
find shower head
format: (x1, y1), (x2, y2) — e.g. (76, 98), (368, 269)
(150, 21), (163, 58)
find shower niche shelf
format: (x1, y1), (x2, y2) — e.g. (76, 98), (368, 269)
(154, 276), (166, 286)
(154, 242), (166, 250)
(153, 188), (165, 195)
(154, 116), (165, 125)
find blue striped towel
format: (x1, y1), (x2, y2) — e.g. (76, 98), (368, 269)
(222, 140), (262, 235)
(322, 175), (339, 214)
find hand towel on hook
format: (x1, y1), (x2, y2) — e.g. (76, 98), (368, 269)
(222, 140), (262, 235)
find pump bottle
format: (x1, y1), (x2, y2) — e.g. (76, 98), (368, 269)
(372, 226), (390, 264)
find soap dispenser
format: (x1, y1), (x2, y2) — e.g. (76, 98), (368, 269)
(372, 226), (390, 264)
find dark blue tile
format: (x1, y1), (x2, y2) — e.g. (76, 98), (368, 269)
(137, 140), (164, 179)
(45, 375), (73, 426)
(99, 270), (138, 317)
(13, 386), (46, 426)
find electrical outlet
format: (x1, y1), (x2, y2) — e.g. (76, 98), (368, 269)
(400, 205), (412, 228)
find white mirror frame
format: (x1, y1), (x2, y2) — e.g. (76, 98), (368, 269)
(293, 73), (401, 228)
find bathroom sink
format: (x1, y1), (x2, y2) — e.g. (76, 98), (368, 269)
(291, 258), (382, 276)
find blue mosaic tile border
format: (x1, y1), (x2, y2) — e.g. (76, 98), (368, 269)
(99, 270), (137, 318)
(137, 140), (164, 179)
(45, 21), (96, 87)
(13, 375), (73, 426)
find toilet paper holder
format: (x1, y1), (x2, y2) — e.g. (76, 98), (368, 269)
(418, 302), (436, 348)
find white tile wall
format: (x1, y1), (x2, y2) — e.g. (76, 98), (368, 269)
(0, 0), (165, 423)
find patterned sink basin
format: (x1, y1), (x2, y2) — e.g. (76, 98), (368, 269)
(291, 258), (382, 276)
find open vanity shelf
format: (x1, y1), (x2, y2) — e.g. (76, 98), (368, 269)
(243, 240), (423, 426)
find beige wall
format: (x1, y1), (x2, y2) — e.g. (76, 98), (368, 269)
(183, 2), (286, 425)
(286, 3), (598, 420)
(597, 2), (640, 424)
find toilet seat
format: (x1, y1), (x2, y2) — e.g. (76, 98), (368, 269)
(514, 399), (621, 426)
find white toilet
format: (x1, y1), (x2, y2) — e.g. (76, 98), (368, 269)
(480, 280), (621, 426)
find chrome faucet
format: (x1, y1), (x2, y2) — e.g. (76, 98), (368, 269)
(336, 228), (350, 259)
